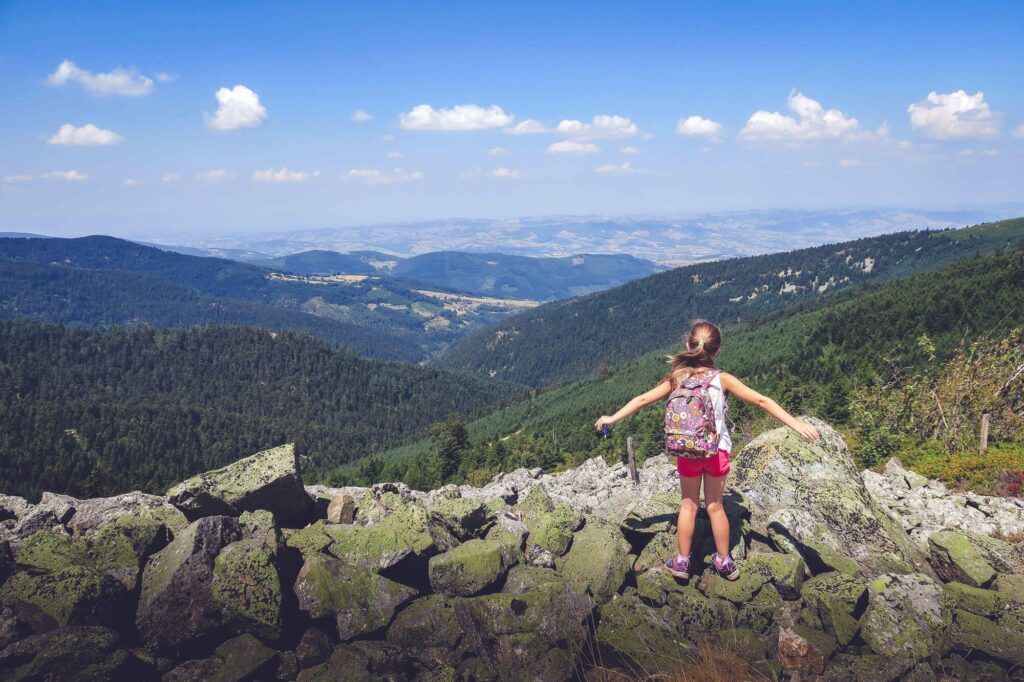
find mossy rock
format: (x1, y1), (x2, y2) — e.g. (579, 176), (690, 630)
(12, 530), (87, 574)
(744, 552), (805, 600)
(428, 538), (512, 597)
(164, 633), (280, 682)
(212, 538), (283, 640)
(662, 578), (736, 636)
(386, 594), (465, 672)
(513, 488), (554, 516)
(943, 582), (1005, 618)
(821, 652), (907, 682)
(238, 509), (280, 552)
(633, 532), (676, 575)
(717, 627), (767, 662)
(526, 505), (581, 557)
(736, 583), (785, 634)
(928, 529), (998, 588)
(950, 609), (1024, 667)
(0, 625), (141, 681)
(556, 519), (631, 604)
(636, 568), (688, 607)
(284, 521), (332, 559)
(294, 627), (333, 669)
(501, 564), (567, 594)
(0, 566), (124, 627)
(859, 573), (952, 664)
(427, 498), (492, 550)
(293, 554), (416, 641)
(594, 595), (693, 674)
(619, 493), (679, 535)
(799, 572), (867, 646)
(992, 573), (1024, 603)
(697, 566), (768, 604)
(324, 508), (435, 573)
(297, 642), (410, 682)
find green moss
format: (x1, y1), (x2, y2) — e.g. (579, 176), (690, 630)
(14, 530), (88, 573)
(800, 572), (867, 646)
(514, 488), (554, 515)
(325, 509), (435, 572)
(698, 567), (768, 604)
(428, 539), (507, 597)
(212, 539), (282, 638)
(736, 583), (785, 634)
(944, 582), (1004, 617)
(0, 566), (123, 626)
(744, 553), (805, 600)
(529, 505), (579, 557)
(993, 574), (1024, 603)
(555, 519), (631, 604)
(594, 595), (691, 674)
(929, 530), (997, 587)
(952, 609), (1024, 667)
(284, 521), (332, 558)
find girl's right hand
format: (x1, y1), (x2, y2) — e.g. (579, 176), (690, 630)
(792, 420), (820, 441)
(594, 416), (613, 432)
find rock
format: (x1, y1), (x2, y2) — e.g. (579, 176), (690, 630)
(387, 594), (464, 672)
(238, 509), (280, 550)
(799, 572), (868, 646)
(732, 418), (932, 578)
(525, 544), (555, 568)
(634, 532), (676, 575)
(595, 595), (691, 674)
(0, 606), (29, 649)
(736, 583), (786, 634)
(950, 609), (1024, 667)
(324, 503), (435, 572)
(698, 565), (768, 604)
(744, 552), (805, 600)
(823, 652), (907, 682)
(718, 627), (767, 662)
(62, 491), (187, 534)
(0, 542), (13, 587)
(164, 633), (279, 682)
(293, 554), (416, 641)
(0, 566), (125, 628)
(619, 492), (679, 534)
(211, 538), (283, 640)
(296, 642), (410, 682)
(555, 518), (631, 604)
(166, 443), (314, 526)
(428, 538), (515, 597)
(283, 521), (332, 560)
(859, 573), (951, 664)
(136, 515), (242, 653)
(326, 494), (355, 524)
(928, 528), (1019, 587)
(514, 487), (554, 515)
(294, 627), (332, 669)
(451, 582), (595, 680)
(501, 565), (567, 594)
(427, 497), (492, 550)
(0, 626), (142, 680)
(525, 505), (583, 558)
(778, 624), (834, 676)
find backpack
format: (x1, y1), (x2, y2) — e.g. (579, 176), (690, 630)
(664, 369), (721, 459)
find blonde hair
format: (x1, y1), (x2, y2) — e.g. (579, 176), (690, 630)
(664, 321), (722, 387)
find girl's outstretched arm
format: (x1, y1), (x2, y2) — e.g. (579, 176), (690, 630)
(594, 380), (673, 431)
(720, 373), (820, 441)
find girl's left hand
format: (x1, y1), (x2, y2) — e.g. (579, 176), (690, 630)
(594, 416), (613, 432)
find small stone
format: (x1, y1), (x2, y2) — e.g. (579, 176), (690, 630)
(326, 495), (355, 524)
(294, 627), (332, 669)
(777, 625), (834, 676)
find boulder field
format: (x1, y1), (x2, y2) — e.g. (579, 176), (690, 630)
(1, 420), (1023, 680)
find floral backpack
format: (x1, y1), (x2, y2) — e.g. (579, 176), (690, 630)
(664, 369), (721, 459)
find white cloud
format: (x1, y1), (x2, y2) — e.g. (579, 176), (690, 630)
(352, 109), (374, 122)
(252, 167), (319, 183)
(4, 175), (33, 182)
(162, 173), (180, 183)
(981, 149), (1000, 157)
(345, 168), (424, 185)
(122, 178), (141, 186)
(195, 169), (231, 183)
(594, 162), (641, 174)
(488, 146), (510, 157)
(897, 140), (913, 150)
(839, 158), (862, 167)
(387, 151), (403, 159)
(908, 90), (998, 139)
(47, 60), (153, 96)
(399, 104), (513, 131)
(1014, 124), (1024, 139)
(547, 140), (600, 155)
(382, 134), (395, 142)
(958, 149), (974, 157)
(504, 119), (548, 135)
(155, 73), (177, 83)
(676, 115), (722, 139)
(47, 123), (123, 146)
(205, 85), (267, 131)
(555, 115), (637, 140)
(42, 170), (88, 181)
(740, 91), (860, 141)
(620, 145), (640, 155)
(490, 167), (522, 179)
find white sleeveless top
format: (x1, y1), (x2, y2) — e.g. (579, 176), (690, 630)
(709, 372), (732, 453)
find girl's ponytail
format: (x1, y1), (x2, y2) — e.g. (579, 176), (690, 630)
(664, 321), (722, 387)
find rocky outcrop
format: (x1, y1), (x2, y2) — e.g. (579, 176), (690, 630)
(1, 424), (1022, 680)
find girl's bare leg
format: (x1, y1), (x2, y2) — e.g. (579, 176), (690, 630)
(676, 474), (702, 556)
(703, 473), (732, 557)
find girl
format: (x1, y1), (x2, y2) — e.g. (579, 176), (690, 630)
(594, 321), (819, 581)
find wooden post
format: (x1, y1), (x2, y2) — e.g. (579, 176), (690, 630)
(979, 413), (990, 456)
(626, 436), (639, 485)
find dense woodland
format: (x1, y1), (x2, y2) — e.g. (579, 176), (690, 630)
(437, 218), (1024, 388)
(0, 323), (521, 499)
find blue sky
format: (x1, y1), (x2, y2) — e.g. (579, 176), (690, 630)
(1, 1), (1022, 238)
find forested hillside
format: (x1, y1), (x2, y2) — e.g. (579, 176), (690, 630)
(0, 236), (539, 359)
(437, 218), (1024, 388)
(352, 248), (1024, 490)
(0, 323), (523, 499)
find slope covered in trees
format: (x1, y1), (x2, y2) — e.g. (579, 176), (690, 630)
(0, 323), (523, 499)
(436, 218), (1024, 388)
(354, 248), (1024, 490)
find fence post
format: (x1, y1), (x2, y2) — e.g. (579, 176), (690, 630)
(627, 436), (639, 485)
(979, 413), (990, 456)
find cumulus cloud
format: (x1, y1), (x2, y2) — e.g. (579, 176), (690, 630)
(352, 109), (374, 122)
(594, 162), (641, 174)
(47, 123), (123, 146)
(504, 119), (549, 135)
(676, 115), (722, 139)
(620, 146), (640, 155)
(555, 115), (637, 140)
(205, 85), (267, 131)
(42, 170), (88, 181)
(345, 168), (424, 185)
(195, 169), (231, 183)
(907, 90), (998, 139)
(1014, 124), (1024, 139)
(252, 167), (320, 183)
(490, 167), (522, 179)
(399, 104), (513, 131)
(488, 146), (510, 157)
(547, 140), (600, 155)
(162, 173), (180, 183)
(740, 91), (860, 141)
(47, 60), (153, 96)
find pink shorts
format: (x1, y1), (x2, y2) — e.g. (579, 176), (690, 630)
(676, 449), (731, 478)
